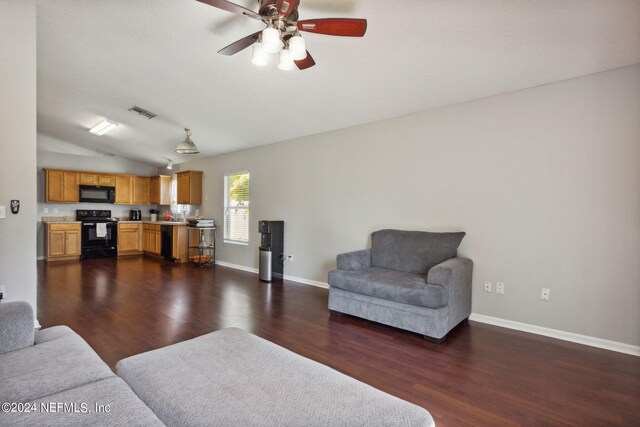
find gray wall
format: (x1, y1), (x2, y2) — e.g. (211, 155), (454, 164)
(0, 1), (37, 310)
(182, 65), (640, 347)
(36, 148), (161, 258)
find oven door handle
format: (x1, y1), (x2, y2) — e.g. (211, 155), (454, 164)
(83, 223), (94, 226)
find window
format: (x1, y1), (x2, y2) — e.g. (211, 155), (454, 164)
(224, 172), (250, 244)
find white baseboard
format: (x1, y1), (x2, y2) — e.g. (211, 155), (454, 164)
(214, 260), (329, 289)
(214, 262), (638, 356)
(282, 274), (328, 289)
(470, 313), (640, 357)
(215, 260), (258, 274)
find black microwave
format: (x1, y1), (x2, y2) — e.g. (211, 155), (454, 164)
(79, 185), (116, 204)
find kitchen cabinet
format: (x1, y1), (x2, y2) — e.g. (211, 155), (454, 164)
(98, 174), (116, 186)
(150, 175), (171, 205)
(45, 169), (79, 203)
(143, 223), (162, 255)
(176, 170), (203, 205)
(77, 172), (116, 187)
(115, 175), (132, 204)
(173, 225), (188, 263)
(118, 223), (143, 255)
(79, 173), (99, 185)
(132, 176), (151, 205)
(45, 223), (81, 261)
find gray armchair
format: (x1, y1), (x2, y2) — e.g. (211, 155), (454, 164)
(328, 229), (472, 341)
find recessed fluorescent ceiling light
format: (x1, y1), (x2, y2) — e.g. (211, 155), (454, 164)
(89, 119), (119, 136)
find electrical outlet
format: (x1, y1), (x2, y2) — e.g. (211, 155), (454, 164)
(496, 282), (505, 295)
(541, 288), (550, 301)
(287, 254), (293, 262)
(43, 207), (48, 214)
(53, 208), (58, 213)
(484, 281), (492, 293)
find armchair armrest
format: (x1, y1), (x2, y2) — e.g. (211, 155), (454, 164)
(0, 301), (35, 354)
(427, 258), (473, 327)
(337, 249), (372, 271)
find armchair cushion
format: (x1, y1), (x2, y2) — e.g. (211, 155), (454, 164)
(0, 301), (35, 355)
(371, 229), (465, 275)
(337, 249), (371, 271)
(328, 267), (448, 309)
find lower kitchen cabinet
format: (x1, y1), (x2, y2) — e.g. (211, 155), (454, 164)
(118, 223), (143, 255)
(45, 223), (81, 261)
(143, 223), (162, 256)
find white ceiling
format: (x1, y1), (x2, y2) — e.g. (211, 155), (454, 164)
(35, 0), (640, 167)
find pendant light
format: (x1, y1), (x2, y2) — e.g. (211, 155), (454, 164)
(175, 128), (200, 154)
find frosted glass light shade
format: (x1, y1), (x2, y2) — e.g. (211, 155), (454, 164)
(277, 49), (295, 71)
(251, 42), (268, 66)
(289, 36), (306, 60)
(262, 27), (283, 53)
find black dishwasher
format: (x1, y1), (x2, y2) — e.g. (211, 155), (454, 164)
(161, 225), (173, 261)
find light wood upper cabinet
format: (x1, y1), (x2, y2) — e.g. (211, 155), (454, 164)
(150, 175), (171, 205)
(45, 223), (81, 261)
(98, 174), (116, 186)
(79, 173), (98, 185)
(176, 170), (203, 205)
(118, 223), (143, 255)
(46, 168), (174, 206)
(80, 173), (116, 187)
(45, 169), (79, 203)
(115, 175), (132, 204)
(132, 176), (151, 205)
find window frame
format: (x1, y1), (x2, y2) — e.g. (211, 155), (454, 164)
(223, 171), (250, 245)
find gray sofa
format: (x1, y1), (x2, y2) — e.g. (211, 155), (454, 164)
(0, 301), (434, 426)
(328, 229), (473, 341)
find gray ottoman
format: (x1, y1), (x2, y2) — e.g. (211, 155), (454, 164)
(116, 328), (434, 426)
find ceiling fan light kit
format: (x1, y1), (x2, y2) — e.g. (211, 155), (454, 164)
(262, 27), (283, 54)
(175, 128), (200, 154)
(277, 49), (295, 71)
(197, 0), (367, 71)
(251, 42), (269, 66)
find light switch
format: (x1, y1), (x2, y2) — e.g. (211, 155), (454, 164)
(0, 205), (5, 219)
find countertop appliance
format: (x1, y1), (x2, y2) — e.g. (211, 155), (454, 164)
(129, 209), (141, 221)
(79, 185), (115, 204)
(258, 220), (284, 282)
(76, 209), (118, 259)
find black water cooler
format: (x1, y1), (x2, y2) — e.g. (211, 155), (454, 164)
(258, 220), (284, 282)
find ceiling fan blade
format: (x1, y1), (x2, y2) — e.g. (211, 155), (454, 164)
(276, 0), (299, 17)
(196, 0), (262, 20)
(217, 31), (261, 55)
(295, 51), (315, 70)
(297, 18), (367, 37)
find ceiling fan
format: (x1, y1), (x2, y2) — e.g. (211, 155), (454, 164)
(196, 0), (367, 70)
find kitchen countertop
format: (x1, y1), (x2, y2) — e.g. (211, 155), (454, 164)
(117, 220), (188, 225)
(42, 217), (81, 224)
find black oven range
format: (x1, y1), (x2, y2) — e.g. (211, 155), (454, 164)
(76, 209), (118, 259)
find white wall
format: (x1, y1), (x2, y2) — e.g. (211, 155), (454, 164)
(36, 148), (161, 258)
(182, 65), (640, 347)
(0, 1), (37, 310)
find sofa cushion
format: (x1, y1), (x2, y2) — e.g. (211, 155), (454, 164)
(328, 268), (448, 309)
(0, 326), (114, 403)
(0, 376), (165, 426)
(117, 328), (434, 427)
(0, 301), (35, 355)
(371, 229), (465, 275)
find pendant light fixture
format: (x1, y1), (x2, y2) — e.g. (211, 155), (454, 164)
(175, 128), (200, 154)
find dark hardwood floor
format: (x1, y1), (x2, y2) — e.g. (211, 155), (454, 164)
(38, 257), (640, 426)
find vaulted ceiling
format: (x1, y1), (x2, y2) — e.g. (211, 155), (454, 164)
(35, 0), (640, 167)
